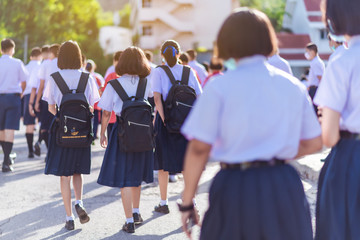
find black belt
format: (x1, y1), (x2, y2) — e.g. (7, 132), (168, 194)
(340, 131), (360, 140)
(0, 93), (21, 96)
(220, 158), (285, 171)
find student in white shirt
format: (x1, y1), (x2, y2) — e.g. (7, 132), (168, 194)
(23, 47), (42, 158)
(104, 51), (122, 79)
(314, 0), (360, 238)
(0, 38), (28, 172)
(187, 49), (208, 84)
(328, 33), (347, 63)
(267, 49), (293, 75)
(97, 47), (154, 234)
(179, 8), (322, 240)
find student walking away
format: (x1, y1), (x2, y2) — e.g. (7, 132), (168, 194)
(180, 52), (201, 84)
(0, 38), (28, 172)
(97, 47), (154, 234)
(304, 43), (325, 114)
(186, 49), (208, 84)
(23, 47), (42, 158)
(34, 44), (60, 156)
(327, 33), (347, 63)
(314, 0), (360, 238)
(151, 40), (202, 214)
(179, 9), (322, 240)
(104, 50), (122, 79)
(42, 41), (100, 230)
(202, 58), (224, 87)
(267, 49), (293, 75)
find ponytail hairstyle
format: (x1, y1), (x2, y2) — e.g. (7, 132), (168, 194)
(161, 40), (180, 67)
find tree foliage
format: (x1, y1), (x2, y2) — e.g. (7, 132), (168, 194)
(239, 0), (287, 32)
(0, 0), (112, 74)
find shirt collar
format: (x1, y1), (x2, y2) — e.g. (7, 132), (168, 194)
(1, 54), (11, 59)
(236, 55), (266, 68)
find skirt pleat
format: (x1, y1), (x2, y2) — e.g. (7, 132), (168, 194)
(200, 164), (313, 240)
(315, 139), (360, 240)
(45, 118), (91, 176)
(154, 113), (188, 173)
(97, 122), (154, 188)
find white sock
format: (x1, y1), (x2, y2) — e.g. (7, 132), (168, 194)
(160, 199), (168, 206)
(126, 217), (134, 223)
(75, 200), (83, 206)
(66, 214), (75, 221)
(132, 208), (140, 214)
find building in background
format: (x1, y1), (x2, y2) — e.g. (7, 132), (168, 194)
(279, 0), (331, 78)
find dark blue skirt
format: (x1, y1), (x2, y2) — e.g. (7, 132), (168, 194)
(315, 139), (360, 240)
(200, 164), (313, 240)
(40, 100), (53, 130)
(45, 117), (91, 176)
(97, 122), (154, 188)
(154, 113), (188, 173)
(23, 94), (36, 125)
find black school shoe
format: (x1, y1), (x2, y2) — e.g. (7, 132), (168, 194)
(133, 213), (143, 225)
(28, 152), (34, 158)
(154, 204), (170, 214)
(65, 220), (75, 230)
(75, 204), (90, 224)
(2, 164), (13, 173)
(122, 222), (135, 233)
(34, 142), (41, 156)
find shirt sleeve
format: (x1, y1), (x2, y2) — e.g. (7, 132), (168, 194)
(42, 79), (55, 105)
(97, 85), (114, 112)
(19, 61), (28, 82)
(313, 61), (325, 77)
(314, 60), (348, 113)
(300, 88), (322, 140)
(189, 68), (203, 96)
(181, 83), (221, 144)
(86, 75), (100, 107)
(38, 62), (46, 80)
(150, 67), (162, 94)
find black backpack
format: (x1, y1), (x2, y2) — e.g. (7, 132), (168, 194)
(51, 71), (94, 148)
(109, 77), (155, 152)
(158, 65), (197, 133)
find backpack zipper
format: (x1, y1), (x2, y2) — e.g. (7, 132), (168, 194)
(176, 101), (193, 108)
(128, 121), (150, 128)
(64, 115), (87, 123)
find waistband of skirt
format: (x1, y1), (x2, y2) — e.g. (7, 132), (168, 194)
(220, 158), (286, 171)
(0, 93), (21, 97)
(340, 130), (360, 140)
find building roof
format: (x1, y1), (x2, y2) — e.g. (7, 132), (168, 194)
(304, 0), (321, 12)
(277, 33), (311, 49)
(98, 0), (129, 11)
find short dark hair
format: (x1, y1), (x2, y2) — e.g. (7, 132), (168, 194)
(306, 43), (318, 54)
(86, 61), (94, 72)
(144, 50), (153, 62)
(115, 46), (151, 78)
(114, 51), (123, 62)
(49, 44), (60, 58)
(210, 58), (223, 71)
(217, 8), (277, 60)
(57, 41), (82, 70)
(161, 40), (180, 67)
(30, 47), (42, 57)
(179, 52), (190, 64)
(202, 61), (209, 72)
(186, 49), (196, 60)
(1, 38), (15, 52)
(41, 45), (50, 53)
(325, 0), (360, 36)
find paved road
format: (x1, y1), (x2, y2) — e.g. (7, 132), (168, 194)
(0, 124), (319, 240)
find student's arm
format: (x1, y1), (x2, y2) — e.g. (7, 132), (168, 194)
(21, 81), (26, 96)
(294, 136), (322, 159)
(28, 88), (37, 117)
(317, 75), (322, 82)
(181, 139), (212, 237)
(48, 104), (56, 116)
(35, 79), (45, 112)
(320, 107), (341, 148)
(100, 110), (111, 148)
(154, 92), (165, 123)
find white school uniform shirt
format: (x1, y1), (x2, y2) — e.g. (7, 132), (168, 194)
(23, 60), (41, 95)
(267, 54), (293, 75)
(181, 55), (321, 163)
(98, 75), (153, 116)
(151, 63), (202, 100)
(38, 58), (59, 91)
(104, 65), (115, 79)
(42, 69), (100, 107)
(328, 45), (347, 64)
(0, 54), (28, 94)
(308, 55), (325, 87)
(314, 36), (360, 133)
(188, 60), (208, 84)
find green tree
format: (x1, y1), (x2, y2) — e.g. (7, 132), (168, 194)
(239, 0), (287, 32)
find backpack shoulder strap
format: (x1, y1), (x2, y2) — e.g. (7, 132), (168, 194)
(136, 77), (147, 99)
(181, 66), (191, 85)
(76, 72), (90, 93)
(51, 72), (70, 95)
(109, 79), (129, 101)
(157, 65), (176, 85)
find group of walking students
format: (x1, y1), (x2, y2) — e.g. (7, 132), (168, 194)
(1, 0), (360, 238)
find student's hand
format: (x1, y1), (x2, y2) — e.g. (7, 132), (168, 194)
(181, 208), (200, 239)
(100, 134), (107, 148)
(35, 101), (40, 112)
(29, 104), (36, 117)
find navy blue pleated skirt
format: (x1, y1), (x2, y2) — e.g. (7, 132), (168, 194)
(45, 117), (91, 176)
(315, 139), (360, 240)
(154, 113), (188, 173)
(97, 121), (154, 188)
(200, 164), (313, 240)
(40, 100), (53, 130)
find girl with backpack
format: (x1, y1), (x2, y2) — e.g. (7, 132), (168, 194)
(151, 40), (202, 214)
(42, 41), (100, 231)
(97, 47), (154, 234)
(179, 9), (322, 240)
